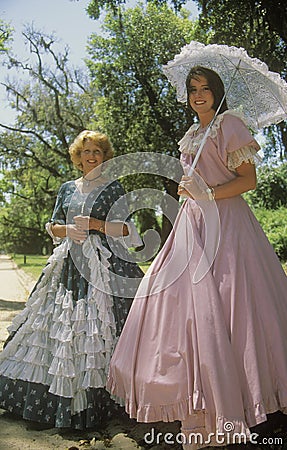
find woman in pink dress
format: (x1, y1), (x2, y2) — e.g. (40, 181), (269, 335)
(107, 66), (287, 448)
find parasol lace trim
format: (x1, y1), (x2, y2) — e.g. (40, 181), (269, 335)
(178, 110), (246, 155)
(162, 40), (287, 129)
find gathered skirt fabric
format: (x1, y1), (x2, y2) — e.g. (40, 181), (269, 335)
(107, 196), (287, 445)
(0, 235), (143, 429)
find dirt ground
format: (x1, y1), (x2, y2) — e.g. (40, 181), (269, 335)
(0, 408), (183, 450)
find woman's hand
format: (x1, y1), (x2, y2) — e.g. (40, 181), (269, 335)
(178, 174), (209, 200)
(67, 223), (87, 245)
(74, 215), (91, 231)
(74, 215), (129, 237)
(178, 162), (257, 201)
(178, 175), (194, 199)
(178, 174), (215, 201)
(74, 215), (104, 233)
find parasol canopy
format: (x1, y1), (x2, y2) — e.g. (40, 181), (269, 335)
(162, 41), (287, 131)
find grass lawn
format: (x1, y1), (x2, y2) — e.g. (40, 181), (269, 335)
(11, 254), (151, 279)
(11, 253), (287, 279)
(11, 254), (49, 279)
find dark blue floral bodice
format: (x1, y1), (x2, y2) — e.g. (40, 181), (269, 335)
(51, 179), (130, 230)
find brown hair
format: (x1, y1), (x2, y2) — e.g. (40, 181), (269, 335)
(69, 130), (114, 171)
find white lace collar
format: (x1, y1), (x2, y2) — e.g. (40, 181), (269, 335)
(178, 109), (246, 155)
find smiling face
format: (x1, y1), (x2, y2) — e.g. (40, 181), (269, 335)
(185, 67), (228, 122)
(69, 130), (114, 173)
(80, 139), (104, 176)
(188, 75), (215, 123)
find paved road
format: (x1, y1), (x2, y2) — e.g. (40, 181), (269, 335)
(0, 255), (35, 350)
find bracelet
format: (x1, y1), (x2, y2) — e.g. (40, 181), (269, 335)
(206, 187), (215, 201)
(98, 221), (105, 233)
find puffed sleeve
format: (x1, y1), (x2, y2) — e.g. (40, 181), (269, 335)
(227, 145), (262, 171)
(216, 113), (261, 170)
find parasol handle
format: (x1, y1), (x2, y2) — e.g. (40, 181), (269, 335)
(188, 61), (242, 175)
(189, 116), (216, 174)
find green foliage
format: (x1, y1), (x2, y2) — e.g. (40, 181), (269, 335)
(0, 27), (97, 253)
(262, 122), (287, 161)
(87, 0), (189, 19)
(86, 4), (197, 240)
(244, 163), (287, 210)
(0, 20), (13, 53)
(244, 163), (287, 261)
(87, 4), (195, 153)
(194, 0), (287, 66)
(0, 164), (59, 253)
(251, 207), (287, 261)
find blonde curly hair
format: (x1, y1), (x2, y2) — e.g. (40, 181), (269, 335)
(69, 130), (114, 171)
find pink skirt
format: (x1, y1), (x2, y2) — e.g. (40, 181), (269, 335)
(107, 196), (287, 445)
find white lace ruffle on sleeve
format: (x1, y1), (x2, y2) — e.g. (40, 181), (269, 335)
(178, 110), (250, 155)
(46, 220), (142, 248)
(45, 222), (63, 245)
(227, 145), (262, 171)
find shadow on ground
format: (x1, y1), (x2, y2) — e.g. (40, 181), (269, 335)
(0, 299), (26, 311)
(1, 409), (287, 449)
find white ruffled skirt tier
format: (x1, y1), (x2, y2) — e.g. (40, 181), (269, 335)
(0, 235), (139, 428)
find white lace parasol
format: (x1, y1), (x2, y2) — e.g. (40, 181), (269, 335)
(162, 41), (287, 131)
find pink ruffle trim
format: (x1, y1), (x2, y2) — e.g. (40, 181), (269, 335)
(107, 374), (287, 430)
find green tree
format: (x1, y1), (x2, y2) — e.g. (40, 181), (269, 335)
(245, 162), (287, 210)
(86, 0), (287, 47)
(0, 19), (13, 53)
(86, 0), (189, 19)
(244, 163), (287, 261)
(0, 26), (96, 253)
(86, 4), (196, 243)
(195, 0), (287, 47)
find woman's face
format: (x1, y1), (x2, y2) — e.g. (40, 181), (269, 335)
(80, 139), (104, 175)
(188, 75), (215, 117)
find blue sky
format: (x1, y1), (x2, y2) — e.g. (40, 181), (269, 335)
(0, 0), (198, 124)
(0, 0), (100, 66)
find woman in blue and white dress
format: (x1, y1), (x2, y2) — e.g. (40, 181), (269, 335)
(0, 130), (143, 429)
